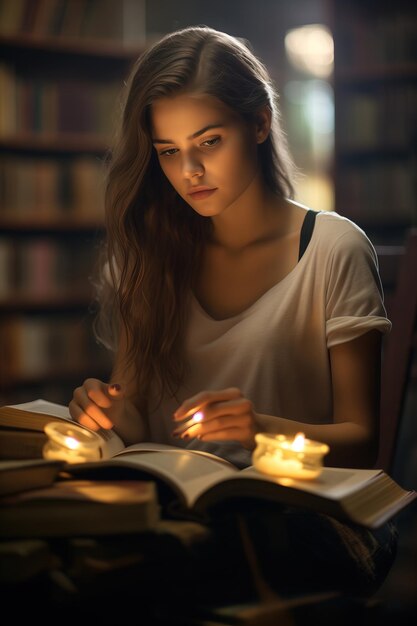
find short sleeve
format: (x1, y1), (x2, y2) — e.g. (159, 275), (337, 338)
(325, 226), (391, 347)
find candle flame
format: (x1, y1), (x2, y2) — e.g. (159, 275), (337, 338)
(291, 432), (305, 452)
(64, 436), (80, 450)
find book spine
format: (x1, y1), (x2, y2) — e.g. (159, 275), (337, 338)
(0, 155), (104, 218)
(0, 315), (111, 382)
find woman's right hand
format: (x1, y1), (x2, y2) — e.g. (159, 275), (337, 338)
(69, 378), (126, 431)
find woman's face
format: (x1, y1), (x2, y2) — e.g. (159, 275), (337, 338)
(150, 93), (266, 218)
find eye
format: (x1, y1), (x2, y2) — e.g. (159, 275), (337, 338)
(201, 136), (221, 148)
(159, 147), (178, 157)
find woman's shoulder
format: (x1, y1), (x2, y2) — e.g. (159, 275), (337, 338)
(315, 210), (366, 238)
(314, 210), (375, 255)
(287, 200), (367, 244)
(309, 210), (381, 280)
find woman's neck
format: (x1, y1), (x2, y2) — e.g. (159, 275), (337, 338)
(210, 185), (291, 252)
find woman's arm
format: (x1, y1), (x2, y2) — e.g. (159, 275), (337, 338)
(173, 330), (382, 468)
(255, 330), (381, 467)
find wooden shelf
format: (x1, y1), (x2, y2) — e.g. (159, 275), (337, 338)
(0, 133), (111, 155)
(336, 146), (414, 161)
(0, 216), (104, 232)
(0, 292), (94, 311)
(1, 366), (111, 389)
(335, 62), (417, 84)
(0, 33), (144, 61)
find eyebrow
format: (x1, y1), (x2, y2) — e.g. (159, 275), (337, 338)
(152, 124), (224, 144)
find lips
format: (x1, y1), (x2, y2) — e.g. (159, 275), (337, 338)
(187, 187), (217, 200)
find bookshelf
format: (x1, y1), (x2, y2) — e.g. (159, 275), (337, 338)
(330, 0), (417, 246)
(0, 1), (145, 404)
(330, 0), (417, 477)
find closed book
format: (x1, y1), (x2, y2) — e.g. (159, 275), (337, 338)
(0, 478), (159, 538)
(0, 458), (64, 497)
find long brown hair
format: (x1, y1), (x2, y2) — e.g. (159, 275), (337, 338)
(94, 26), (296, 412)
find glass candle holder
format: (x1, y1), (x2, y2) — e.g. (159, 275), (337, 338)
(252, 432), (329, 480)
(43, 421), (101, 464)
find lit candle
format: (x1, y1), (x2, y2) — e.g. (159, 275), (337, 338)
(253, 432), (329, 480)
(43, 421), (101, 463)
(173, 410), (204, 436)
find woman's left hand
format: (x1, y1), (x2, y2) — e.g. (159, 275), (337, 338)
(172, 387), (259, 449)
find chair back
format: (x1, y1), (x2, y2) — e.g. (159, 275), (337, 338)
(376, 229), (417, 472)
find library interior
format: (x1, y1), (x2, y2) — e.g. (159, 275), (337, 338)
(0, 1), (416, 624)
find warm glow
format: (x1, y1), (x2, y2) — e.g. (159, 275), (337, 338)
(291, 432), (306, 452)
(285, 24), (334, 78)
(43, 420), (101, 463)
(294, 172), (335, 213)
(253, 432), (329, 480)
(63, 435), (80, 450)
(192, 411), (204, 423)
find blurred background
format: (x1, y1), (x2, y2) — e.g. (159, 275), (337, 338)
(0, 0), (416, 620)
(1, 0), (415, 401)
(0, 0), (340, 407)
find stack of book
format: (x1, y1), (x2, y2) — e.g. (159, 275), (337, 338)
(0, 399), (416, 539)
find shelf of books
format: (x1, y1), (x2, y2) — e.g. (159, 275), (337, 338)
(0, 0), (144, 405)
(330, 0), (417, 246)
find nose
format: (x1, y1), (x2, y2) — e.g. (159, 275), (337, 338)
(182, 152), (204, 179)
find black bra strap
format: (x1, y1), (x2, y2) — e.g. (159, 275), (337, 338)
(298, 210), (318, 261)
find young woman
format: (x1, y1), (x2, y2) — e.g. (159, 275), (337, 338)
(69, 26), (396, 595)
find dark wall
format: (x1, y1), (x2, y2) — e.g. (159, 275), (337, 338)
(145, 0), (328, 81)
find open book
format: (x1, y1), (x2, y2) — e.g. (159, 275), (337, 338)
(1, 399), (416, 530)
(0, 399), (126, 460)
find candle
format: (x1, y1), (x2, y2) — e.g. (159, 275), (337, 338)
(192, 411), (204, 423)
(252, 432), (329, 480)
(173, 410), (204, 436)
(43, 421), (101, 463)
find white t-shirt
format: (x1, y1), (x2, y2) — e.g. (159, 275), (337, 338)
(146, 211), (391, 468)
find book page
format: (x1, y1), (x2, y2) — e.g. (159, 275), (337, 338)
(106, 451), (238, 507)
(10, 399), (71, 419)
(75, 450), (381, 512)
(116, 441), (237, 468)
(6, 399), (125, 459)
(240, 466), (384, 500)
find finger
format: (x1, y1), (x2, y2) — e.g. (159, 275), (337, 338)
(176, 412), (251, 440)
(173, 388), (242, 421)
(173, 399), (251, 437)
(69, 401), (105, 431)
(108, 382), (125, 399)
(200, 426), (252, 444)
(172, 411), (204, 437)
(199, 413), (252, 437)
(198, 398), (253, 423)
(72, 386), (114, 429)
(83, 378), (114, 409)
(172, 397), (251, 438)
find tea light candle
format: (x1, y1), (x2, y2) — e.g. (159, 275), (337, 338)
(253, 432), (329, 480)
(43, 421), (101, 464)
